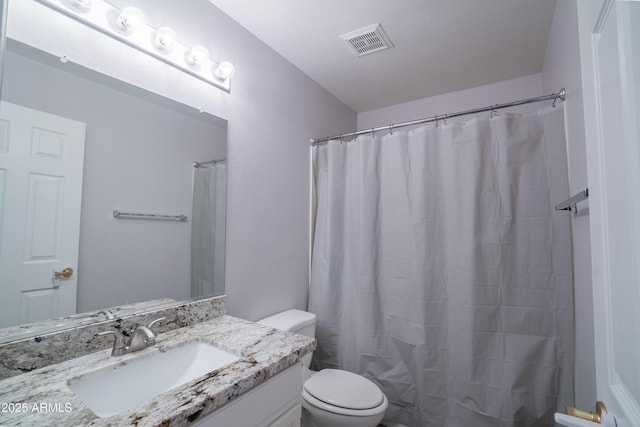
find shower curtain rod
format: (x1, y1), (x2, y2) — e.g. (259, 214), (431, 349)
(310, 88), (566, 145)
(193, 158), (227, 168)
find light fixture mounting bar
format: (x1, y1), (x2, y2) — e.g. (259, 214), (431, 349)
(34, 0), (231, 92)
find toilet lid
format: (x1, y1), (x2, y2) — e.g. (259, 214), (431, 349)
(303, 369), (384, 410)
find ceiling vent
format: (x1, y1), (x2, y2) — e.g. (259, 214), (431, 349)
(340, 23), (394, 57)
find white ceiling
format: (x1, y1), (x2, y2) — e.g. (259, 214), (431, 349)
(208, 0), (557, 113)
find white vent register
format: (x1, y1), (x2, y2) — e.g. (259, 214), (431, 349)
(340, 23), (393, 56)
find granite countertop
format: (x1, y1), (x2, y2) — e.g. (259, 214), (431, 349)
(0, 315), (315, 426)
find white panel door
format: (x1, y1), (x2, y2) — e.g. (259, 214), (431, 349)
(579, 0), (640, 425)
(0, 101), (86, 328)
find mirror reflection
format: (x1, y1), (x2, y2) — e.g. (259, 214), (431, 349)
(190, 159), (226, 298)
(0, 40), (227, 331)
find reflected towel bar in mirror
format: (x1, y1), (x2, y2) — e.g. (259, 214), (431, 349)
(113, 210), (188, 221)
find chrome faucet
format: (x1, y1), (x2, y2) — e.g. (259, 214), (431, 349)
(96, 309), (116, 320)
(97, 317), (165, 356)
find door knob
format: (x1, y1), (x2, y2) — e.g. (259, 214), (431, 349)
(54, 267), (74, 279)
(566, 401), (607, 423)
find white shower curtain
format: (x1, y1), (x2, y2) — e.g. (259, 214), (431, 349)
(309, 107), (573, 427)
(191, 162), (227, 298)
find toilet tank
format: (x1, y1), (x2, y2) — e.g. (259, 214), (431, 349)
(257, 309), (316, 368)
(257, 309), (316, 338)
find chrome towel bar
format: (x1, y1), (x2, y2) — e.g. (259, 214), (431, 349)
(555, 189), (589, 214)
(113, 210), (188, 221)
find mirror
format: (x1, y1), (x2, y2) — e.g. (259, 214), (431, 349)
(0, 19), (227, 336)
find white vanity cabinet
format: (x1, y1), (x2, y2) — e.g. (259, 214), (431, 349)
(193, 363), (302, 427)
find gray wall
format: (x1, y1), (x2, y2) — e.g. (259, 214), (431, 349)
(200, 5), (357, 320)
(358, 74), (544, 129)
(541, 0), (596, 409)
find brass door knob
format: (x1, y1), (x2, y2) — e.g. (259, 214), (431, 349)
(54, 267), (74, 279)
(567, 401), (607, 423)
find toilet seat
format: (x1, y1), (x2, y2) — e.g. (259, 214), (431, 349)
(302, 369), (388, 417)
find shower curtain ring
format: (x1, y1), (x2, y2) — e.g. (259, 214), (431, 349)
(435, 115), (439, 127)
(443, 114), (449, 125)
(552, 97), (557, 108)
(390, 124), (393, 135)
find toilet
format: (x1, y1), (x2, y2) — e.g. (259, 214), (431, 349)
(258, 309), (388, 427)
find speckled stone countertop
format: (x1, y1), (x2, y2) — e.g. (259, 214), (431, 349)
(0, 315), (315, 426)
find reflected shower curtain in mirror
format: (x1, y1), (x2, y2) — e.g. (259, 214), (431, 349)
(191, 162), (226, 298)
(309, 107), (573, 427)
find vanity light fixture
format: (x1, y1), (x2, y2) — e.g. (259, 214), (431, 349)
(186, 45), (210, 68)
(115, 7), (143, 34)
(67, 0), (91, 12)
(153, 27), (176, 53)
(214, 61), (235, 82)
(36, 0), (235, 92)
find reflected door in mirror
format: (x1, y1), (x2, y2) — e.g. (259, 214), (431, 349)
(0, 102), (86, 328)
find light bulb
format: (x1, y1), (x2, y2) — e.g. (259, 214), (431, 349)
(67, 0), (91, 12)
(185, 46), (210, 68)
(213, 61), (235, 81)
(154, 27), (176, 53)
(116, 7), (143, 34)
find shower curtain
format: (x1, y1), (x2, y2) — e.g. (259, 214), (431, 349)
(309, 107), (573, 427)
(191, 162), (227, 298)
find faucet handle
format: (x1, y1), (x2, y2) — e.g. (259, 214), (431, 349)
(147, 317), (166, 331)
(97, 330), (127, 356)
(96, 309), (116, 320)
(127, 318), (165, 352)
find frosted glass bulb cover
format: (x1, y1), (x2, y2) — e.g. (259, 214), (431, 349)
(154, 27), (176, 53)
(214, 61), (235, 81)
(185, 45), (210, 68)
(67, 0), (91, 12)
(116, 7), (143, 34)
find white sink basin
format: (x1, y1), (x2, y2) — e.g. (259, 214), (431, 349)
(68, 341), (241, 417)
